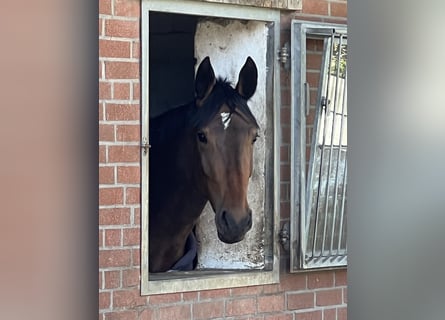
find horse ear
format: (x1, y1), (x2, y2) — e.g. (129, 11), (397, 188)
(195, 56), (216, 107)
(236, 56), (257, 100)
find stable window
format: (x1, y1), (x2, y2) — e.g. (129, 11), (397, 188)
(141, 0), (280, 294)
(290, 22), (348, 271)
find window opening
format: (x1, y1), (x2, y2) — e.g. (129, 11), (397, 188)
(141, 0), (280, 294)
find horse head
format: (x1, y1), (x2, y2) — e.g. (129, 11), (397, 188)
(192, 56), (259, 244)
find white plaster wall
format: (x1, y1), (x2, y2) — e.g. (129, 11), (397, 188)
(194, 19), (269, 269)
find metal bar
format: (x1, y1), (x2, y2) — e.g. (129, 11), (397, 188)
(338, 157), (347, 252)
(305, 36), (330, 262)
(337, 71), (348, 253)
(311, 33), (334, 259)
(329, 35), (345, 255)
(320, 32), (339, 256)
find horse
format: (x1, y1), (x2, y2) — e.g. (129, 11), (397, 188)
(149, 56), (259, 272)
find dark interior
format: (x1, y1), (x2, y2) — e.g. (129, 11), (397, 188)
(149, 12), (198, 117)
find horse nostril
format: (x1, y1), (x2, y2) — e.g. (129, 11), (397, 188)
(221, 210), (230, 228)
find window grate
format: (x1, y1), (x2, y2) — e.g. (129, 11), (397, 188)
(290, 22), (347, 271)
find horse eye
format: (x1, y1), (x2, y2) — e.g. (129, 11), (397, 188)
(252, 134), (259, 144)
(197, 131), (207, 144)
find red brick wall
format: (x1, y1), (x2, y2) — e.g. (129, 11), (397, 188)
(99, 0), (347, 319)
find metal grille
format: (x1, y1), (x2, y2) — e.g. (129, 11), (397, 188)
(304, 33), (347, 268)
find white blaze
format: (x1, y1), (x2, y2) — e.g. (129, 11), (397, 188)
(220, 112), (231, 130)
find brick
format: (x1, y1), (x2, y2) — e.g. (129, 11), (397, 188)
(258, 294), (284, 313)
(132, 248), (140, 265)
(287, 292), (314, 310)
(99, 124), (114, 142)
(295, 310), (322, 320)
(280, 201), (290, 219)
(99, 0), (112, 15)
(99, 102), (104, 120)
(281, 126), (290, 144)
(104, 270), (120, 289)
(182, 291), (198, 302)
(280, 164), (290, 181)
(100, 81), (112, 100)
(335, 269), (347, 286)
(280, 145), (289, 163)
(337, 307), (347, 320)
(99, 249), (131, 268)
(99, 166), (115, 184)
(100, 145), (106, 163)
(149, 293), (181, 305)
(158, 305), (191, 320)
(117, 166), (140, 183)
(132, 41), (140, 59)
(316, 288), (342, 306)
(307, 271), (334, 289)
(99, 291), (111, 310)
(323, 308), (336, 320)
(105, 19), (139, 39)
(123, 227), (139, 246)
(133, 207), (140, 225)
(226, 297), (256, 316)
(280, 107), (291, 125)
(265, 314), (293, 320)
(114, 0), (140, 18)
(104, 311), (137, 320)
(231, 285), (262, 296)
(113, 289), (147, 308)
(122, 268), (139, 287)
(343, 287), (347, 303)
(280, 183), (289, 201)
(108, 146), (139, 163)
(99, 18), (103, 37)
(139, 308), (154, 320)
(105, 229), (121, 247)
(100, 208), (131, 225)
(116, 125), (140, 142)
(306, 72), (320, 89)
(193, 300), (224, 319)
(99, 40), (131, 58)
(99, 271), (103, 289)
(330, 2), (347, 18)
(279, 273), (306, 292)
(307, 52), (322, 70)
(99, 187), (124, 205)
(303, 0), (328, 15)
(199, 288), (230, 300)
(105, 61), (139, 80)
(132, 82), (140, 100)
(105, 103), (139, 121)
(113, 82), (131, 100)
(263, 284), (280, 294)
(125, 187), (140, 204)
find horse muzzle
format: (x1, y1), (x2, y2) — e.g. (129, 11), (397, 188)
(216, 208), (252, 244)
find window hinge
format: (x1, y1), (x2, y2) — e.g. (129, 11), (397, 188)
(278, 42), (290, 70)
(141, 137), (151, 155)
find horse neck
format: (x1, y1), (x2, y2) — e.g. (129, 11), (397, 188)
(150, 103), (209, 225)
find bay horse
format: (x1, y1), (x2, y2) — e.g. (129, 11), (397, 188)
(149, 56), (259, 272)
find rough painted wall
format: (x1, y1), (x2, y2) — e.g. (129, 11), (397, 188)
(194, 19), (269, 269)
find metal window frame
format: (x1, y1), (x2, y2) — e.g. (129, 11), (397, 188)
(290, 21), (347, 272)
(141, 0), (281, 295)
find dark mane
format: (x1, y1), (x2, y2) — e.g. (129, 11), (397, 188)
(149, 103), (192, 146)
(189, 78), (259, 129)
(150, 78), (258, 146)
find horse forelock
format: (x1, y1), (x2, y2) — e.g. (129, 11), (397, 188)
(189, 78), (259, 130)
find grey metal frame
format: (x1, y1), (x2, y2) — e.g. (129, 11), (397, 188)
(290, 21), (347, 271)
(141, 0), (281, 295)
